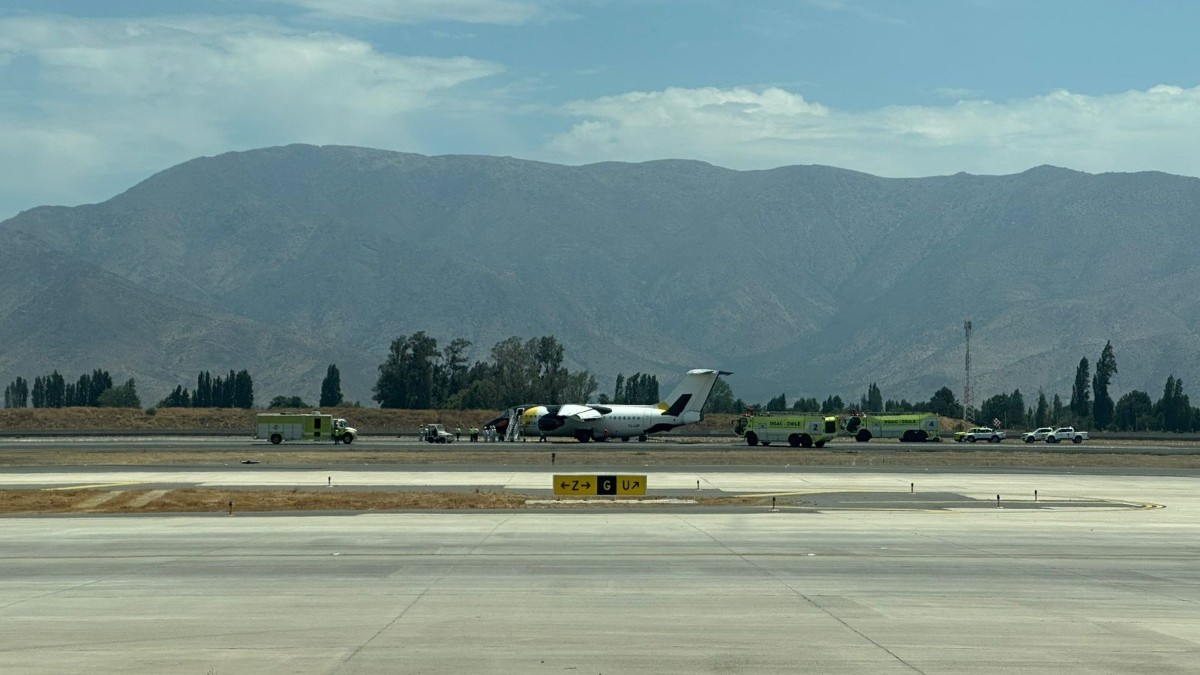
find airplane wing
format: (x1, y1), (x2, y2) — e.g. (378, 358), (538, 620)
(559, 404), (603, 421)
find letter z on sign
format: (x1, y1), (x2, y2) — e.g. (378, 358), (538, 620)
(554, 474), (646, 496)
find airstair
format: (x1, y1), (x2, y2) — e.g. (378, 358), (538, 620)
(504, 408), (523, 442)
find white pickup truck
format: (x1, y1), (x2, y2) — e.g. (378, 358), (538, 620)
(1022, 427), (1054, 443)
(1045, 426), (1088, 444)
(954, 426), (1006, 443)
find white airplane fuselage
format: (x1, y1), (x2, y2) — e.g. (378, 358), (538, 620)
(489, 369), (729, 442)
(519, 404), (702, 441)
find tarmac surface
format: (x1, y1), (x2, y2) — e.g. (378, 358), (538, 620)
(3, 459), (1200, 673)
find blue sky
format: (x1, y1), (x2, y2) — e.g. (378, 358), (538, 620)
(2, 0), (1199, 219)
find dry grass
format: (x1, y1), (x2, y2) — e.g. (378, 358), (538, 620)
(1, 488), (531, 514)
(0, 488), (754, 514)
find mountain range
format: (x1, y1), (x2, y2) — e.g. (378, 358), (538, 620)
(3, 144), (1198, 408)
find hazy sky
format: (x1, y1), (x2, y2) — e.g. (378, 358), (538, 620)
(3, 0), (1199, 219)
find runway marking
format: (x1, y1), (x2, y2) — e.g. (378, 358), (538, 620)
(42, 482), (145, 491)
(77, 492), (122, 509)
(127, 490), (168, 508)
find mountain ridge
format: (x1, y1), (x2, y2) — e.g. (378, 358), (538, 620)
(3, 144), (1198, 406)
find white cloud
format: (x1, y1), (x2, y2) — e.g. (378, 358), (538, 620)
(0, 15), (504, 215)
(270, 0), (556, 25)
(545, 84), (1200, 178)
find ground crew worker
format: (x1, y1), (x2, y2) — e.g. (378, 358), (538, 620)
(455, 427), (462, 441)
(469, 426), (478, 442)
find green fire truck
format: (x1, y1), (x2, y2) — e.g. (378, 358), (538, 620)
(255, 412), (358, 444)
(839, 413), (941, 442)
(733, 413), (838, 447)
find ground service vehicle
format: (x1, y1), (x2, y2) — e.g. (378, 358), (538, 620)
(1045, 426), (1088, 443)
(953, 427), (1005, 443)
(841, 413), (942, 442)
(420, 423), (456, 443)
(255, 412), (357, 444)
(734, 414), (837, 447)
(1022, 427), (1054, 443)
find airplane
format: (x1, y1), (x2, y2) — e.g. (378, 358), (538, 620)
(485, 368), (731, 442)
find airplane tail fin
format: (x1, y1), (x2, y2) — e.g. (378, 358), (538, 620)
(659, 369), (731, 417)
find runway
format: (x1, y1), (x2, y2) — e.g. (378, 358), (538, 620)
(2, 468), (1199, 673)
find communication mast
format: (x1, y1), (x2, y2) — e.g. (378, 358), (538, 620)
(963, 319), (974, 423)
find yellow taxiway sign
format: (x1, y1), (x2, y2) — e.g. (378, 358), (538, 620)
(553, 474), (646, 496)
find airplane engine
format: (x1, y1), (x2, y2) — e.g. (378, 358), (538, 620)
(536, 405), (566, 432)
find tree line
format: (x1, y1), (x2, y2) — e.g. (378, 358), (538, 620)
(3, 370), (140, 409)
(372, 332), (598, 409)
(3, 336), (1198, 431)
(157, 370), (255, 409)
(736, 340), (1199, 432)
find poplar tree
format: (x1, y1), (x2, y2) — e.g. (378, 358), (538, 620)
(1093, 341), (1117, 429)
(320, 364), (343, 407)
(1069, 358), (1091, 422)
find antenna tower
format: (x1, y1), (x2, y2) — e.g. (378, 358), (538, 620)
(963, 319), (974, 423)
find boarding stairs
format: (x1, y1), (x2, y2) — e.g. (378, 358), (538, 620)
(505, 408), (523, 442)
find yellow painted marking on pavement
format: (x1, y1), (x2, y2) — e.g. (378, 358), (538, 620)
(42, 482), (145, 491)
(127, 490), (168, 508)
(78, 492), (122, 509)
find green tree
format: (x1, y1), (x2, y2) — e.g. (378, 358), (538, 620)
(820, 395), (845, 413)
(319, 364), (343, 407)
(1070, 357), (1091, 422)
(451, 379), (500, 410)
(269, 395), (309, 409)
(158, 385), (191, 408)
(233, 370), (254, 409)
(978, 392), (1008, 428)
(765, 393), (787, 412)
(703, 378), (737, 414)
(529, 336), (566, 403)
(620, 373), (659, 405)
(1006, 389), (1026, 429)
(1092, 341), (1117, 429)
(927, 386), (962, 418)
(1113, 390), (1153, 431)
(1156, 375), (1192, 432)
(439, 338), (473, 405)
(45, 371), (66, 408)
(199, 371), (213, 407)
(4, 377), (29, 408)
(791, 397), (820, 412)
(860, 383), (883, 412)
(97, 379), (140, 408)
(560, 371), (598, 403)
(489, 336), (538, 406)
(613, 374), (625, 404)
(1034, 390), (1049, 427)
(373, 332), (441, 409)
(1052, 394), (1064, 424)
